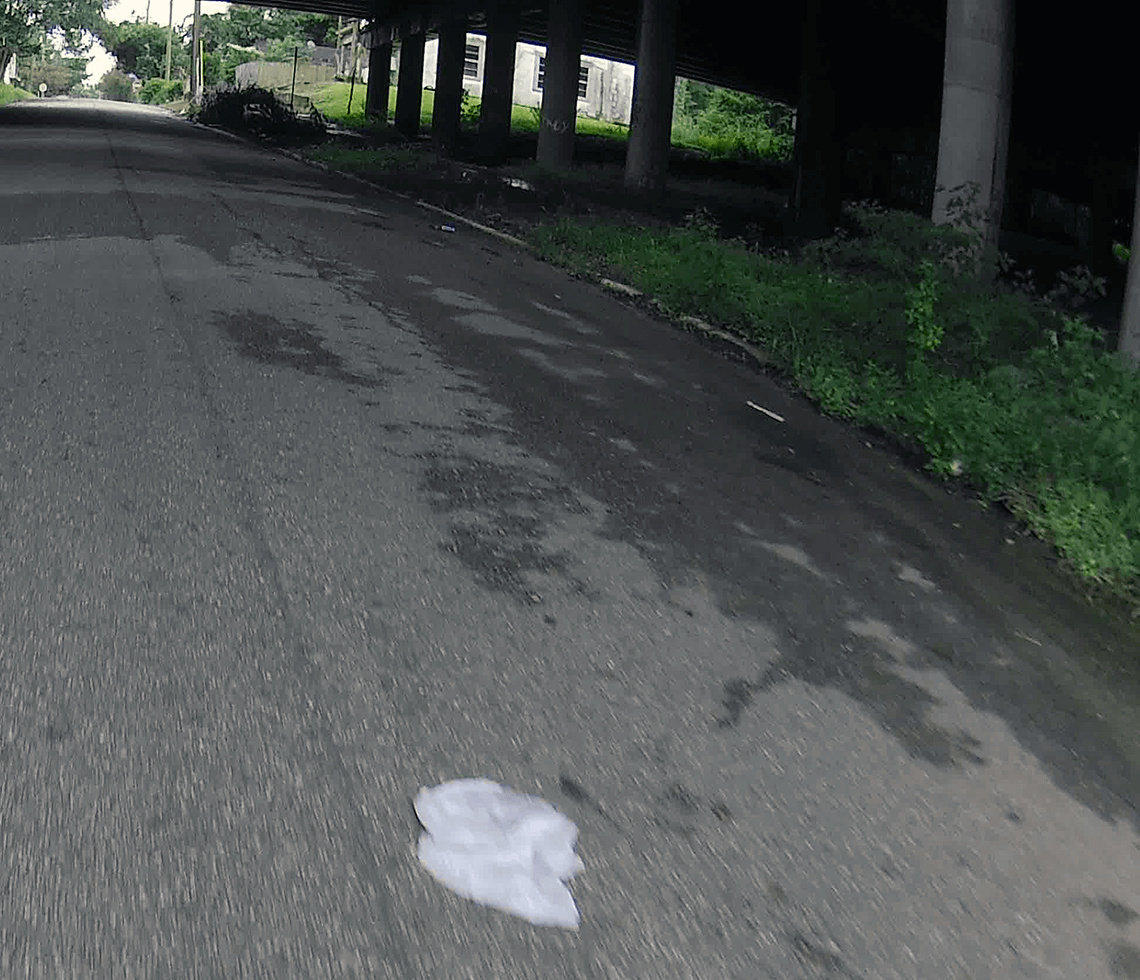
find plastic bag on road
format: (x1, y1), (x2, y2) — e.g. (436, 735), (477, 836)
(414, 778), (584, 929)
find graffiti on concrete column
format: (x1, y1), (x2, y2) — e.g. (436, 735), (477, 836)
(542, 116), (572, 134)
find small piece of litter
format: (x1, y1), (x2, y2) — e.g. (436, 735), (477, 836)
(439, 224), (456, 233)
(415, 778), (583, 929)
(747, 401), (785, 423)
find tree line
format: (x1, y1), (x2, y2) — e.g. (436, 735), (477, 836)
(1, 1), (338, 99)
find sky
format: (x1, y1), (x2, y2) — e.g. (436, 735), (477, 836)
(83, 0), (232, 83)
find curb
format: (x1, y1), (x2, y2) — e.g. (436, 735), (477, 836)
(196, 119), (770, 374)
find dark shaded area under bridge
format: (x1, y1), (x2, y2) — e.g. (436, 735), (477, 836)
(230, 0), (1138, 286)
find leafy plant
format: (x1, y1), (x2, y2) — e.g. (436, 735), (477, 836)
(904, 259), (944, 353)
(1044, 264), (1107, 313)
(138, 76), (183, 103)
(459, 88), (481, 130)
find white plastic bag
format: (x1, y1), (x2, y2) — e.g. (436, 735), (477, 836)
(414, 778), (584, 929)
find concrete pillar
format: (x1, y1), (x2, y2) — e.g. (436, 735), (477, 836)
(394, 31), (426, 137)
(536, 0), (584, 169)
(432, 19), (467, 151)
(365, 25), (391, 123)
(478, 4), (519, 164)
(624, 0), (679, 195)
(1118, 136), (1140, 365)
(931, 0), (1014, 259)
(789, 0), (842, 240)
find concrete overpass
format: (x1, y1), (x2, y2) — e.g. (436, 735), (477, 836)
(215, 0), (1138, 273)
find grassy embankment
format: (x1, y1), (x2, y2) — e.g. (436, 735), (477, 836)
(0, 82), (36, 106)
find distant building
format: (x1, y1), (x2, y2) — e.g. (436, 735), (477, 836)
(419, 34), (635, 125)
(2, 57), (18, 85)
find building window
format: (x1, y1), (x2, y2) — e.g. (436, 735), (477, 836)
(464, 44), (480, 78)
(535, 56), (589, 98)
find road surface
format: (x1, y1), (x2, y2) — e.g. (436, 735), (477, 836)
(1, 98), (1138, 980)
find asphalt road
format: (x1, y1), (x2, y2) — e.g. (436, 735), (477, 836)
(1, 98), (1138, 980)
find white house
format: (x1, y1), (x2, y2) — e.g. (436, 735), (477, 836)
(417, 34), (636, 125)
(2, 57), (18, 85)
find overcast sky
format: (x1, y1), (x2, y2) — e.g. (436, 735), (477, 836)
(85, 0), (233, 83)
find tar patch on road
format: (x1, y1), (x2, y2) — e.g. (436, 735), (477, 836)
(716, 651), (987, 771)
(421, 450), (592, 605)
(218, 309), (389, 389)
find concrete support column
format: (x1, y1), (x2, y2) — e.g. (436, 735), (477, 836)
(789, 0), (842, 240)
(477, 4), (520, 163)
(432, 19), (467, 151)
(932, 0), (1014, 259)
(536, 0), (584, 169)
(624, 0), (679, 195)
(394, 31), (426, 137)
(365, 25), (391, 123)
(1118, 136), (1140, 365)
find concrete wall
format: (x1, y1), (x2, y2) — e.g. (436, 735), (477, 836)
(234, 62), (339, 91)
(420, 33), (635, 125)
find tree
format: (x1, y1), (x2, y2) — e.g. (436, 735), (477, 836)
(675, 78), (714, 118)
(197, 8), (261, 54)
(217, 43), (259, 85)
(20, 53), (86, 93)
(195, 7), (334, 54)
(1, 0), (108, 82)
(94, 19), (185, 81)
(264, 10), (335, 46)
(97, 67), (133, 100)
(263, 35), (310, 63)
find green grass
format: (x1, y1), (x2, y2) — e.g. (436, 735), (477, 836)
(311, 82), (717, 147)
(304, 143), (448, 175)
(311, 80), (402, 131)
(528, 206), (1140, 599)
(0, 82), (36, 106)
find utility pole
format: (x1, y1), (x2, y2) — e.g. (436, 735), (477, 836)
(191, 0), (201, 103)
(163, 0), (173, 80)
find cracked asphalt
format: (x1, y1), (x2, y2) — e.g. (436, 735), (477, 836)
(1, 98), (1138, 980)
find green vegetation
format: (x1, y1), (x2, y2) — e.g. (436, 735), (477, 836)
(93, 20), (187, 82)
(305, 144), (442, 174)
(97, 68), (134, 101)
(0, 80), (37, 104)
(528, 205), (1140, 598)
(17, 53), (88, 95)
(138, 77), (184, 104)
(196, 6), (336, 85)
(311, 80), (785, 160)
(311, 79), (399, 130)
(672, 79), (794, 160)
(0, 0), (106, 87)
